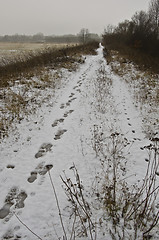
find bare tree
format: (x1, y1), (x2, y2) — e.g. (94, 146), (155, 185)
(104, 24), (115, 34)
(148, 0), (159, 37)
(78, 28), (90, 44)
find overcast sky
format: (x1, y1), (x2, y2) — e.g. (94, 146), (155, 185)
(0, 0), (150, 36)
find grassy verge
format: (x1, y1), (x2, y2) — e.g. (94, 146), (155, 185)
(0, 41), (99, 88)
(11, 45), (159, 240)
(102, 41), (159, 74)
(88, 66), (159, 239)
(0, 41), (99, 141)
(103, 47), (159, 139)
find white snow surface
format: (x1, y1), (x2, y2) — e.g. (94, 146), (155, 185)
(0, 46), (158, 239)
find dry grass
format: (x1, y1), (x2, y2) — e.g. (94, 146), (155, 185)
(88, 66), (159, 239)
(0, 41), (99, 141)
(0, 42), (74, 58)
(0, 42), (98, 87)
(103, 43), (159, 74)
(103, 48), (159, 139)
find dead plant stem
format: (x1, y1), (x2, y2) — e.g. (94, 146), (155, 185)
(48, 170), (67, 240)
(14, 213), (43, 240)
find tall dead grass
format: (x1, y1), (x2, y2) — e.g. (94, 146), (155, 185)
(0, 42), (99, 88)
(0, 41), (99, 141)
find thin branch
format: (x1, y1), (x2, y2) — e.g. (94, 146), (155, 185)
(48, 169), (67, 240)
(126, 185), (159, 220)
(70, 210), (77, 240)
(143, 211), (159, 235)
(14, 213), (43, 240)
(60, 175), (94, 227)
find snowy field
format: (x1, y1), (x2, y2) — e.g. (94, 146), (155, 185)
(0, 42), (73, 65)
(0, 45), (158, 239)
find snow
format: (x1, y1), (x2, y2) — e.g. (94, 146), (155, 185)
(0, 45), (158, 239)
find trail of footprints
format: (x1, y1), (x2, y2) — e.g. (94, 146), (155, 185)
(0, 69), (88, 239)
(0, 163), (53, 221)
(53, 78), (83, 141)
(0, 72), (85, 229)
(122, 100), (136, 134)
(0, 187), (27, 220)
(27, 162), (53, 184)
(35, 143), (53, 159)
(121, 95), (141, 141)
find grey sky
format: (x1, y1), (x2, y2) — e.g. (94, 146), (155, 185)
(0, 0), (150, 36)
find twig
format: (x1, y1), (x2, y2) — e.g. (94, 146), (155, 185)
(126, 185), (159, 220)
(70, 210), (77, 240)
(143, 211), (159, 235)
(14, 213), (43, 240)
(52, 222), (61, 240)
(118, 174), (136, 183)
(61, 167), (95, 240)
(60, 175), (94, 227)
(74, 166), (95, 240)
(48, 169), (67, 240)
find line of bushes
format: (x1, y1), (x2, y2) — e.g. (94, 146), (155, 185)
(102, 0), (159, 73)
(0, 41), (99, 88)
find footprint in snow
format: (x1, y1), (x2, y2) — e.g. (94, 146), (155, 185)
(60, 102), (71, 109)
(38, 164), (53, 175)
(63, 112), (69, 117)
(0, 203), (13, 220)
(58, 118), (65, 123)
(71, 97), (77, 101)
(63, 110), (74, 118)
(0, 187), (27, 220)
(76, 88), (81, 93)
(73, 86), (78, 90)
(27, 164), (53, 183)
(52, 120), (59, 127)
(2, 228), (22, 240)
(52, 118), (64, 127)
(60, 103), (65, 109)
(66, 102), (71, 107)
(6, 164), (15, 169)
(69, 109), (74, 114)
(15, 191), (27, 209)
(69, 93), (75, 98)
(54, 129), (67, 140)
(27, 171), (37, 183)
(35, 143), (53, 158)
(133, 138), (141, 141)
(67, 97), (77, 104)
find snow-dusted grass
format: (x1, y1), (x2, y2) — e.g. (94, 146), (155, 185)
(0, 42), (99, 140)
(0, 45), (158, 239)
(0, 42), (74, 64)
(0, 68), (68, 140)
(105, 50), (159, 139)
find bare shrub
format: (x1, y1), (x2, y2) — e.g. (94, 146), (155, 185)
(61, 165), (96, 240)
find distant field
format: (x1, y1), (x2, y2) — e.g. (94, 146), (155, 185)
(0, 42), (75, 64)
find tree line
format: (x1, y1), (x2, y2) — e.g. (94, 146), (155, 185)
(103, 0), (159, 58)
(0, 30), (100, 44)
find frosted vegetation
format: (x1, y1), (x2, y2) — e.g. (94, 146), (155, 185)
(0, 41), (158, 240)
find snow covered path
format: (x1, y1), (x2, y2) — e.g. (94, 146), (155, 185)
(0, 46), (157, 239)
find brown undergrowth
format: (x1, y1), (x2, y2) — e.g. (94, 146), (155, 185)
(13, 48), (159, 240)
(0, 41), (99, 141)
(103, 47), (159, 139)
